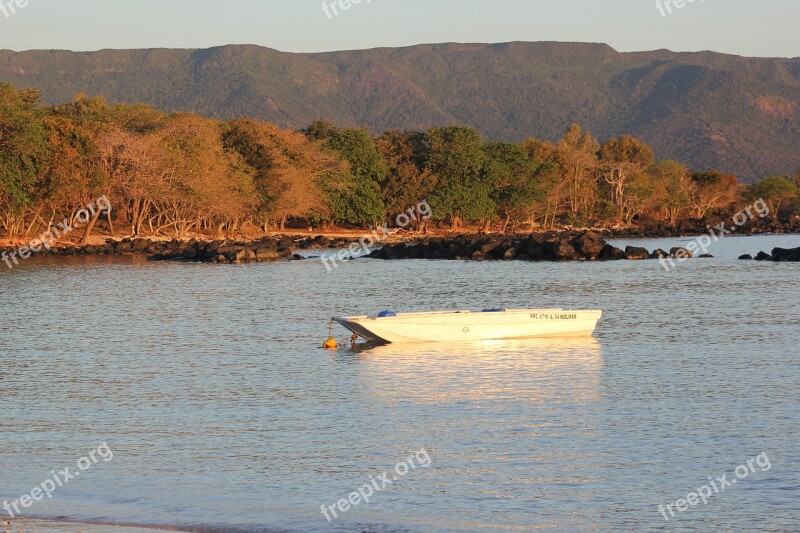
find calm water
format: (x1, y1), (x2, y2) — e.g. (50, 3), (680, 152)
(1, 234), (799, 532)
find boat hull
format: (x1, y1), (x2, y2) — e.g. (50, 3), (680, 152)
(334, 309), (602, 343)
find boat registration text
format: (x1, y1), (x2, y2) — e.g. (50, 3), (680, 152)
(530, 313), (578, 320)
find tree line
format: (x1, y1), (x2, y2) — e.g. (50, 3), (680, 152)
(1, 82), (798, 242)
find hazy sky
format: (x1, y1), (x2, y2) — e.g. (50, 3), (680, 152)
(0, 0), (798, 57)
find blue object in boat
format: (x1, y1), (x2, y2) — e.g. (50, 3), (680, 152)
(377, 310), (397, 317)
(482, 308), (506, 312)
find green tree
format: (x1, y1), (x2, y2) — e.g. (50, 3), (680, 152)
(0, 84), (51, 237)
(376, 130), (436, 228)
(750, 176), (798, 216)
(304, 122), (386, 226)
(423, 126), (495, 230)
(482, 141), (541, 232)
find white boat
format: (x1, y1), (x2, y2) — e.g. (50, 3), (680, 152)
(333, 308), (603, 344)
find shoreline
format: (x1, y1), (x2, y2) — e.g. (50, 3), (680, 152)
(1, 229), (799, 268)
(3, 516), (194, 532)
(2, 212), (799, 250)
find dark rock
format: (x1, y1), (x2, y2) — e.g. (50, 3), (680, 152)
(257, 239), (278, 251)
(553, 238), (582, 260)
(755, 251), (772, 261)
(528, 232), (547, 245)
(480, 240), (502, 254)
(230, 249), (256, 262)
(699, 254), (714, 258)
(471, 250), (487, 261)
(255, 248), (284, 262)
(524, 240), (551, 261)
(624, 246), (650, 260)
(217, 244), (243, 255)
(738, 254), (753, 260)
(198, 242), (219, 260)
(670, 247), (693, 259)
(599, 244), (626, 261)
(114, 240), (133, 252)
(572, 231), (605, 259)
(132, 238), (151, 252)
(772, 247), (800, 262)
(650, 248), (669, 259)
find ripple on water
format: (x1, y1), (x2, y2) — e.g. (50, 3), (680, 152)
(1, 235), (798, 532)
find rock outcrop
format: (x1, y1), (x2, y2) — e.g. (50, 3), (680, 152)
(742, 246), (800, 262)
(369, 231), (672, 263)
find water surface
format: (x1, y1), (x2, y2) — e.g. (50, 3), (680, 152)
(1, 234), (798, 531)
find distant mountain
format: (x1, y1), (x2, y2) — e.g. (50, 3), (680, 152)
(1, 42), (798, 181)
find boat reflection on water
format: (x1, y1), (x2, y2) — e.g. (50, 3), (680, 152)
(337, 337), (604, 405)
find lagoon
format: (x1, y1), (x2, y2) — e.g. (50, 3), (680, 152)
(1, 234), (799, 532)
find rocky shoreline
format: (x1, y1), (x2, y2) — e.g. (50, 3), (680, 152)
(739, 247), (800, 262)
(1, 230), (798, 266)
(0, 235), (354, 264)
(368, 231), (697, 262)
(601, 215), (800, 238)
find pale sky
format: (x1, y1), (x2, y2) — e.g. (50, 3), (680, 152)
(0, 0), (798, 57)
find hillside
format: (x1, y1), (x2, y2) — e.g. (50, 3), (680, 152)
(1, 42), (799, 180)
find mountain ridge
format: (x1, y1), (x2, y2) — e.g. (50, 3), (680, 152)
(2, 41), (798, 181)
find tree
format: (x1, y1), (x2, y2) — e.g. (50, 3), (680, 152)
(304, 123), (386, 226)
(599, 135), (655, 224)
(482, 141), (541, 232)
(376, 130), (436, 229)
(650, 160), (693, 224)
(522, 137), (557, 167)
(0, 84), (51, 238)
(97, 128), (160, 237)
(223, 118), (340, 231)
(155, 113), (255, 237)
(555, 124), (600, 222)
(689, 171), (738, 219)
(750, 176), (798, 216)
(423, 126), (495, 230)
(40, 112), (108, 244)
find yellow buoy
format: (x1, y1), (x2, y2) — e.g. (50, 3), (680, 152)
(323, 337), (337, 349)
